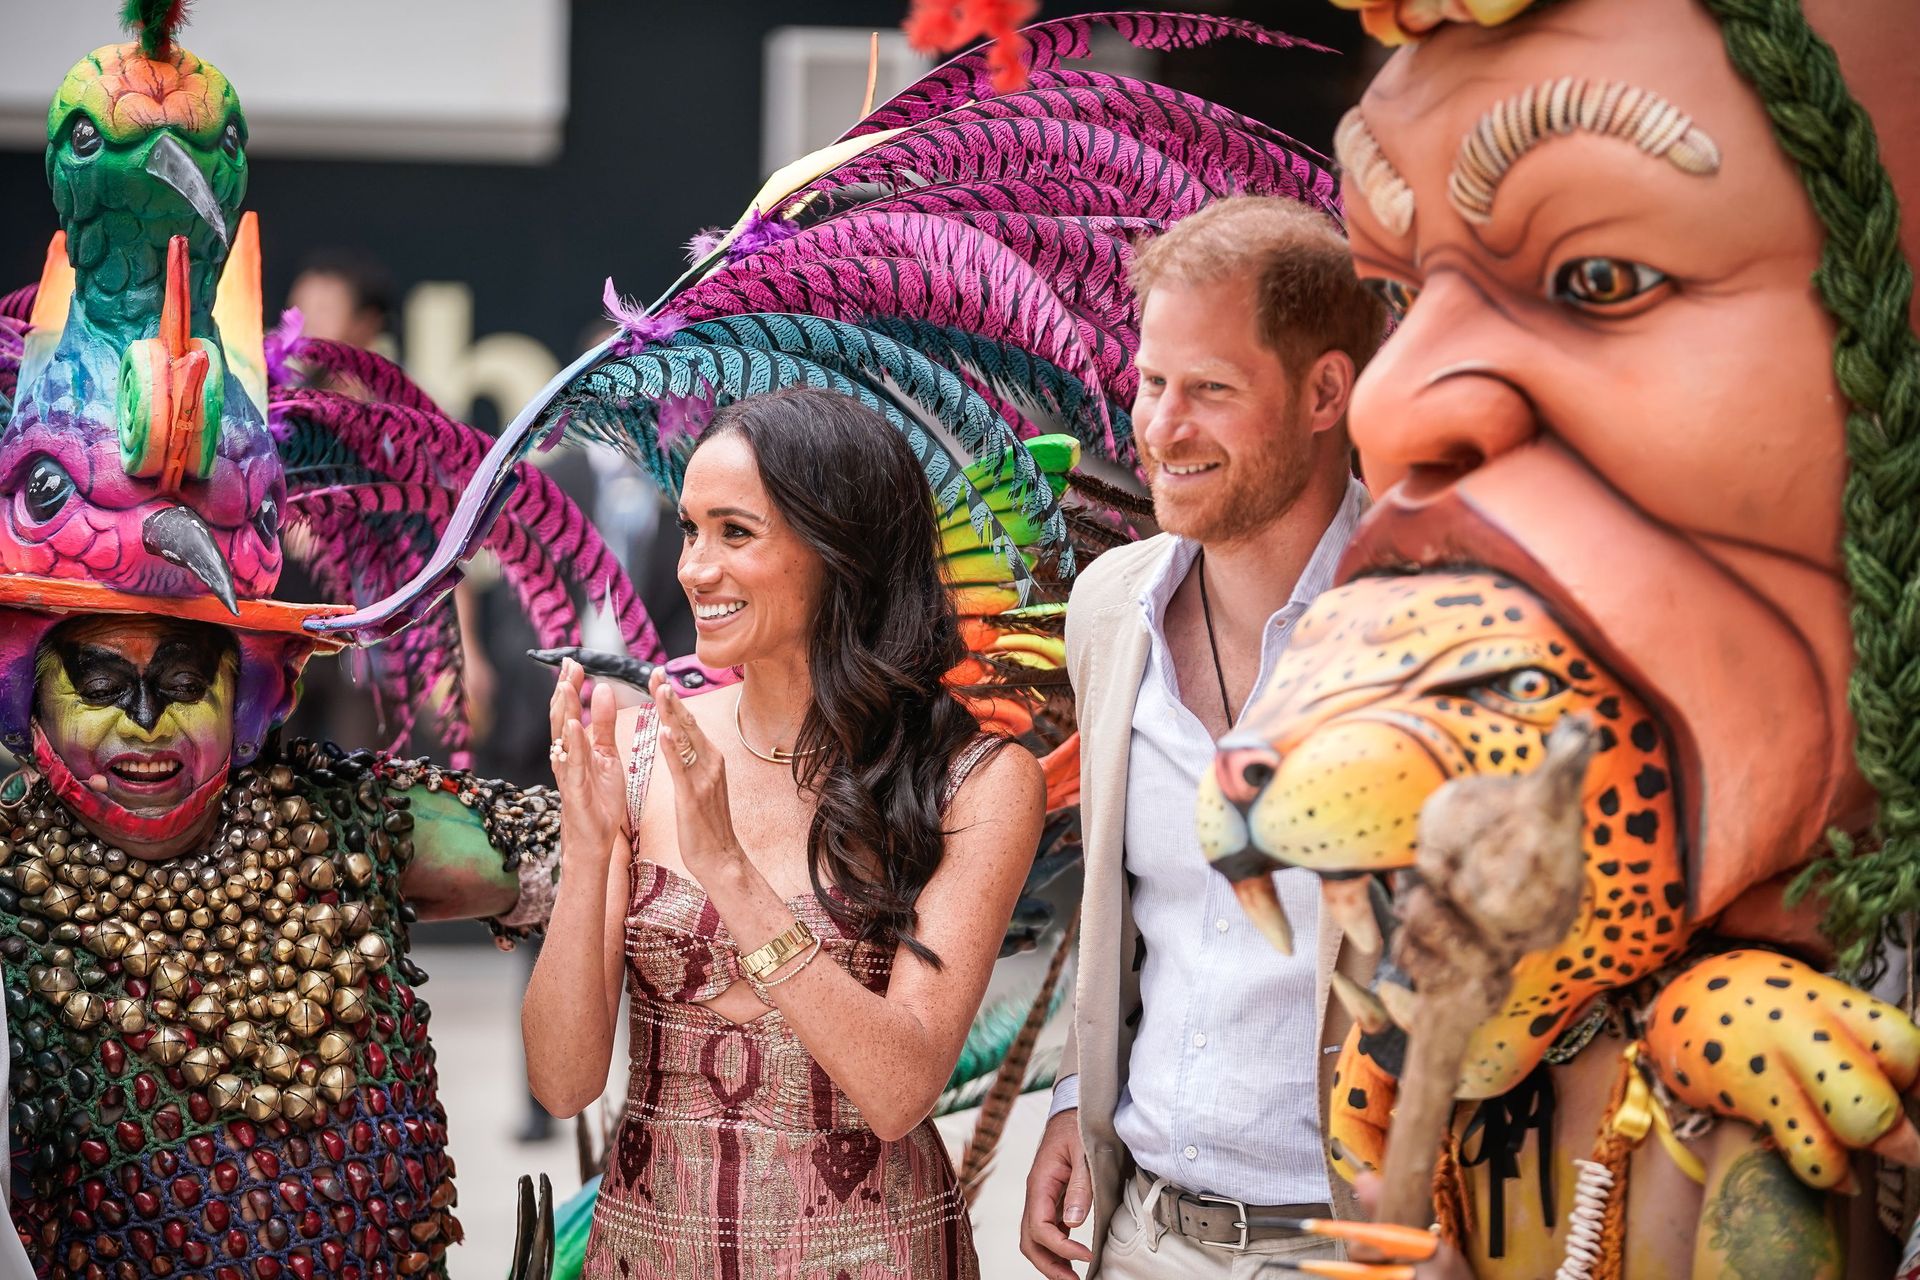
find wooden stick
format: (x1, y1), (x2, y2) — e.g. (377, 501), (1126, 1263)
(1376, 717), (1597, 1227)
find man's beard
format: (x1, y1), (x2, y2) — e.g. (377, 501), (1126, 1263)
(1149, 402), (1317, 546)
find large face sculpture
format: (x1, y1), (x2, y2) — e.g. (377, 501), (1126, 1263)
(1313, 0), (1917, 933)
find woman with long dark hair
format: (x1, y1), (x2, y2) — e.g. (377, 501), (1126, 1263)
(524, 388), (1044, 1278)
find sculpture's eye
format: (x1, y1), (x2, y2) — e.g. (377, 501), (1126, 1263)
(22, 457), (75, 523)
(1362, 277), (1420, 322)
(252, 496), (279, 545)
(69, 118), (102, 160)
(1551, 257), (1669, 311)
(221, 118), (244, 162)
(1488, 667), (1566, 704)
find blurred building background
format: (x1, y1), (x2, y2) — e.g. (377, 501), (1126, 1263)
(0, 1), (1370, 1272)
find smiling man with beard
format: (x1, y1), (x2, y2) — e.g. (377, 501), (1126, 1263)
(1019, 196), (1387, 1279)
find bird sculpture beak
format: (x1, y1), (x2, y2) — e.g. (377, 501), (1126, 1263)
(144, 504), (238, 614)
(145, 135), (229, 249)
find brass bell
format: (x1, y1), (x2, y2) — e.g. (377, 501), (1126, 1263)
(330, 951), (366, 989)
(306, 903), (341, 943)
(180, 1044), (230, 1087)
(107, 997), (148, 1036)
(344, 854), (375, 889)
(290, 823), (330, 855)
(295, 971), (334, 1005)
(355, 934), (392, 969)
(316, 1030), (354, 1067)
(119, 936), (158, 977)
(59, 990), (105, 1031)
(209, 1074), (247, 1113)
(292, 933), (330, 971)
(280, 1083), (320, 1126)
(242, 1083), (282, 1122)
(270, 937), (296, 965)
(272, 964), (299, 991)
(185, 994), (226, 1035)
(299, 857), (338, 893)
(151, 959), (191, 1003)
(287, 998), (328, 1039)
(331, 986), (368, 1024)
(256, 1041), (298, 1084)
(340, 900), (374, 934)
(15, 860), (50, 896)
(222, 1020), (262, 1061)
(316, 1064), (355, 1105)
(145, 1024), (189, 1066)
(39, 882), (80, 920)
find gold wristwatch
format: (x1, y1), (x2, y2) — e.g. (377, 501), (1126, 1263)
(740, 917), (819, 982)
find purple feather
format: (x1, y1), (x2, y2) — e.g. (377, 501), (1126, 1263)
(603, 278), (687, 356)
(263, 308), (303, 396)
(851, 12), (1327, 138)
(685, 207), (804, 265)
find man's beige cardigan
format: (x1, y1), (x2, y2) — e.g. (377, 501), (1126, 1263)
(1058, 534), (1371, 1272)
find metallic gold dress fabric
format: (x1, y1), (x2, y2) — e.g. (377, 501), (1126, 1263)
(583, 710), (981, 1279)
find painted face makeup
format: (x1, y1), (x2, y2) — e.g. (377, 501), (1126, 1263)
(33, 614), (237, 858)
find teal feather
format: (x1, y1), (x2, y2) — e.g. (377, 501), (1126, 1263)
(862, 317), (1134, 460)
(551, 344), (1062, 570)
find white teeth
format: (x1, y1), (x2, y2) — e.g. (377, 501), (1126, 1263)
(1163, 462), (1220, 476)
(695, 601), (745, 620)
(113, 760), (180, 778)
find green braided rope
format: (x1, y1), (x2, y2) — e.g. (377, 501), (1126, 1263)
(1700, 0), (1920, 972)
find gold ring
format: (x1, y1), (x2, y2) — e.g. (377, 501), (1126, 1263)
(678, 742), (698, 768)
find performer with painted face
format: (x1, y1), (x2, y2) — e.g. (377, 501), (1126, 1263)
(0, 4), (663, 1274)
(1194, 0), (1920, 1276)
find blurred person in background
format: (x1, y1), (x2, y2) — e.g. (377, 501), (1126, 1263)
(288, 246), (394, 353)
(279, 248), (397, 754)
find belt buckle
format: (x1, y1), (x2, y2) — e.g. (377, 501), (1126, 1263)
(1191, 1191), (1251, 1251)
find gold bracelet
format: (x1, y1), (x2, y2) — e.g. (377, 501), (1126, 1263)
(740, 917), (818, 982)
(754, 937), (822, 991)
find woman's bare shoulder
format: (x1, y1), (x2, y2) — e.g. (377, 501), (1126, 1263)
(950, 738), (1045, 820)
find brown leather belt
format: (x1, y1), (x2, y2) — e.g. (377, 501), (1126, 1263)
(1134, 1171), (1333, 1251)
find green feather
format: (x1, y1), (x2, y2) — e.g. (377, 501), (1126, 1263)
(121, 0), (187, 58)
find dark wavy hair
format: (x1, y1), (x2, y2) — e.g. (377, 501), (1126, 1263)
(696, 388), (993, 965)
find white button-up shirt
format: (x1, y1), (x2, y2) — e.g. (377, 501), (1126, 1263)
(1052, 478), (1368, 1206)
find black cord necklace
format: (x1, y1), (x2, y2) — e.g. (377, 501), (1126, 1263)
(1196, 549), (1234, 725)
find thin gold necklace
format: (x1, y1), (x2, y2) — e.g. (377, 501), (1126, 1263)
(734, 694), (820, 765)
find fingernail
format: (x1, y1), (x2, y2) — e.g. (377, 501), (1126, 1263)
(1065, 1207), (1085, 1226)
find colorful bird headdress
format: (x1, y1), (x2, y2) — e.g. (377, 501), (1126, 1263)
(0, 1), (657, 767)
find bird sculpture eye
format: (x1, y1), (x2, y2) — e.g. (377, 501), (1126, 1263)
(22, 457), (75, 523)
(69, 118), (102, 160)
(253, 496), (280, 544)
(221, 119), (244, 161)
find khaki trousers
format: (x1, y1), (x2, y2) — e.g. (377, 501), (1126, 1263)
(1096, 1171), (1342, 1280)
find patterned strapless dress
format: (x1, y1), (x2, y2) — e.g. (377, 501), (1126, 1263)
(581, 709), (983, 1279)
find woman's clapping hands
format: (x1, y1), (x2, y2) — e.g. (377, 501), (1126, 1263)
(547, 658), (624, 864)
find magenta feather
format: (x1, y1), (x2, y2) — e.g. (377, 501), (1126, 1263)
(675, 251), (1124, 406)
(801, 117), (1216, 219)
(0, 284), (36, 322)
(851, 12), (1325, 138)
(710, 210), (1139, 325)
(277, 336), (446, 415)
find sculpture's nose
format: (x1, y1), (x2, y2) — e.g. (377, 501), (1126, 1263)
(1215, 744), (1281, 809)
(143, 503), (237, 614)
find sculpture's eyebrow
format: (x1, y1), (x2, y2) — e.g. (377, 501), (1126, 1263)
(1449, 77), (1721, 226)
(1336, 107), (1415, 238)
